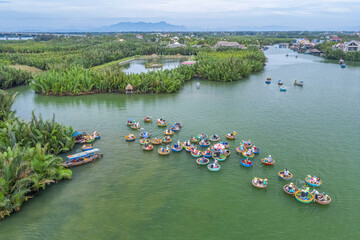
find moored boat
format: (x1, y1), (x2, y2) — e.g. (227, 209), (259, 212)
(125, 134), (136, 142)
(261, 155), (275, 165)
(240, 158), (253, 167)
(63, 149), (103, 167)
(252, 178), (267, 188)
(151, 137), (162, 145)
(283, 183), (299, 195)
(142, 144), (154, 151)
(81, 144), (94, 151)
(294, 190), (314, 204)
(196, 157), (210, 165)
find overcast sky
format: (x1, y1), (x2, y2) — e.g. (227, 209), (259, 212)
(1, 0), (360, 31)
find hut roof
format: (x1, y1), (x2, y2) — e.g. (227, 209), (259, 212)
(126, 84), (133, 90)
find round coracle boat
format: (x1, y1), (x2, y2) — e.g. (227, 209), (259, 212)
(125, 134), (136, 141)
(226, 133), (236, 140)
(144, 117), (152, 122)
(212, 153), (226, 162)
(191, 150), (203, 158)
(162, 137), (172, 143)
(186, 146), (196, 152)
(142, 144), (154, 151)
(199, 141), (210, 147)
(280, 87), (287, 92)
(92, 131), (101, 139)
(164, 129), (174, 135)
(131, 124), (140, 129)
(278, 171), (293, 180)
(283, 184), (299, 195)
(314, 194), (331, 205)
(261, 156), (275, 165)
(170, 126), (180, 132)
(295, 191), (314, 203)
(240, 158), (253, 167)
(140, 132), (151, 138)
(236, 145), (247, 154)
(224, 149), (231, 156)
(278, 80), (283, 85)
(171, 145), (183, 152)
(181, 141), (191, 148)
(127, 120), (135, 126)
(198, 134), (208, 140)
(81, 144), (94, 151)
(241, 140), (252, 148)
(265, 80), (271, 84)
(252, 178), (267, 188)
(151, 138), (162, 145)
(196, 157), (210, 165)
(202, 150), (213, 158)
(220, 141), (230, 149)
(173, 122), (182, 128)
(209, 135), (220, 142)
(251, 146), (260, 154)
(157, 121), (167, 127)
(305, 177), (322, 187)
(158, 148), (170, 155)
(140, 138), (150, 145)
(207, 163), (221, 172)
(190, 137), (199, 143)
(242, 151), (255, 158)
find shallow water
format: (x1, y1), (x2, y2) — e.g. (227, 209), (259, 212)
(1, 47), (360, 239)
(122, 57), (189, 74)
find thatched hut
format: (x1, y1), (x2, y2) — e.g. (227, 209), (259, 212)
(126, 84), (133, 94)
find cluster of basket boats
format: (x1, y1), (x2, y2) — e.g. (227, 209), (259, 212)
(265, 76), (304, 92)
(125, 116), (331, 205)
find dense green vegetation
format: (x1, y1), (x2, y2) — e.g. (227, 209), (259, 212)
(0, 65), (33, 89)
(0, 90), (74, 219)
(316, 42), (360, 62)
(31, 48), (265, 95)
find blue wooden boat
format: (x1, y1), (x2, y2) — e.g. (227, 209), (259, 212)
(341, 64), (346, 68)
(305, 177), (322, 187)
(203, 151), (213, 158)
(265, 80), (271, 84)
(63, 149), (103, 167)
(81, 144), (94, 151)
(207, 163), (221, 171)
(171, 145), (183, 152)
(240, 158), (253, 167)
(191, 151), (203, 158)
(251, 146), (260, 154)
(280, 87), (286, 91)
(199, 141), (210, 147)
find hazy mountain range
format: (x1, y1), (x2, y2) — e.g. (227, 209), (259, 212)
(93, 21), (186, 32)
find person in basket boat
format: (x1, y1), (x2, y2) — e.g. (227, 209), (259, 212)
(164, 136), (171, 141)
(244, 159), (251, 165)
(287, 182), (295, 193)
(307, 175), (321, 185)
(186, 140), (191, 147)
(128, 134), (135, 140)
(283, 168), (290, 177)
(210, 160), (219, 169)
(312, 189), (320, 200)
(264, 155), (273, 163)
(244, 149), (253, 157)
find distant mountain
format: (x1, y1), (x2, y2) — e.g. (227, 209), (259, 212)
(93, 21), (186, 32)
(214, 25), (298, 31)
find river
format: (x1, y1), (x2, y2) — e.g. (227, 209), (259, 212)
(1, 47), (359, 239)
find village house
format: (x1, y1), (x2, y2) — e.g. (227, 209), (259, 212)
(343, 40), (360, 52)
(167, 42), (186, 48)
(136, 34), (143, 39)
(330, 37), (342, 43)
(214, 41), (246, 49)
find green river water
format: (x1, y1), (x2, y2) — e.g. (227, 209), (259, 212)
(1, 47), (360, 239)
